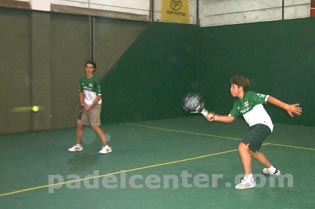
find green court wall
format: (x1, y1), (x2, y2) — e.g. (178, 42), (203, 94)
(198, 18), (315, 126)
(101, 19), (315, 126)
(101, 23), (199, 123)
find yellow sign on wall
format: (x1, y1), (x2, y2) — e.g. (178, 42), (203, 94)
(161, 0), (189, 23)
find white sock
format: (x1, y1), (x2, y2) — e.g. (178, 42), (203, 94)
(244, 173), (253, 181)
(268, 165), (276, 173)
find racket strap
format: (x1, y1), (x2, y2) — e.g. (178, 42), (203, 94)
(201, 108), (208, 116)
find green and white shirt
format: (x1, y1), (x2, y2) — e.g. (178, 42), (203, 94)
(79, 75), (102, 105)
(229, 90), (273, 131)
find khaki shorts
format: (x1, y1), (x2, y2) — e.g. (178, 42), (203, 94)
(78, 104), (101, 126)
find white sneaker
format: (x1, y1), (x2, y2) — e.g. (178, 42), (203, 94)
(263, 168), (281, 176)
(235, 178), (256, 190)
(68, 144), (83, 152)
(99, 145), (112, 154)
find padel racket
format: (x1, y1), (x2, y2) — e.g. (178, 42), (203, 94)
(78, 106), (83, 120)
(182, 93), (208, 116)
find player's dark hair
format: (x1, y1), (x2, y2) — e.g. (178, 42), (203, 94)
(85, 61), (96, 73)
(230, 76), (250, 92)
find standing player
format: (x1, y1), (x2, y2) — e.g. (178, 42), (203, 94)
(204, 76), (301, 189)
(68, 61), (112, 154)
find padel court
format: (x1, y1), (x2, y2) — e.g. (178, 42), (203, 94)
(1, 116), (314, 209)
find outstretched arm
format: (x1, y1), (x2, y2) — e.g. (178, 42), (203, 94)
(267, 96), (302, 117)
(204, 112), (236, 123)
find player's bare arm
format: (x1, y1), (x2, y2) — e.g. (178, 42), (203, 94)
(267, 96), (302, 117)
(79, 92), (85, 106)
(204, 112), (236, 123)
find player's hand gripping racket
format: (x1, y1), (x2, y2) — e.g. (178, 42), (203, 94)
(182, 93), (209, 116)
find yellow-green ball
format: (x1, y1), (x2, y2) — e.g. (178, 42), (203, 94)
(32, 106), (39, 112)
